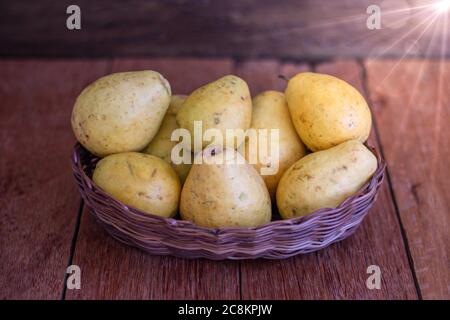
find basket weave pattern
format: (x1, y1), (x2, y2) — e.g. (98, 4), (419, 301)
(72, 143), (386, 260)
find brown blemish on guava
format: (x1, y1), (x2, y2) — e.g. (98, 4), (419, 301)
(138, 192), (151, 199)
(127, 161), (135, 178)
(336, 165), (348, 172)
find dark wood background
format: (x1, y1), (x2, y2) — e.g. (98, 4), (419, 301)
(1, 0), (449, 59)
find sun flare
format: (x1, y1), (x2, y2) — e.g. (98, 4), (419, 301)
(434, 0), (450, 13)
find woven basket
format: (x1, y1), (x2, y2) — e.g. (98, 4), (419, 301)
(72, 143), (386, 260)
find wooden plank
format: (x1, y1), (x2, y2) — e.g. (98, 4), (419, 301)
(238, 60), (418, 299)
(0, 60), (110, 299)
(232, 60), (312, 95)
(1, 0), (449, 59)
(109, 58), (233, 95)
(365, 59), (450, 299)
(234, 60), (283, 95)
(66, 58), (240, 299)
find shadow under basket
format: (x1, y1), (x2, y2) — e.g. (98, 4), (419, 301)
(72, 143), (386, 260)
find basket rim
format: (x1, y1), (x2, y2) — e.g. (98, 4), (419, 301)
(72, 142), (386, 235)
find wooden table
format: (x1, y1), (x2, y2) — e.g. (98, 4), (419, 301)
(0, 58), (448, 300)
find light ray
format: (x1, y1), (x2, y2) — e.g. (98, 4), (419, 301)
(432, 10), (449, 176)
(274, 1), (443, 36)
(373, 10), (441, 91)
(386, 13), (443, 159)
(342, 7), (432, 53)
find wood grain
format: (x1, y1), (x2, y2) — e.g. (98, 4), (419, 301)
(365, 59), (450, 299)
(0, 60), (109, 299)
(238, 60), (418, 299)
(66, 58), (241, 300)
(1, 0), (449, 59)
(110, 58), (233, 95)
(1, 58), (434, 299)
(233, 60), (284, 95)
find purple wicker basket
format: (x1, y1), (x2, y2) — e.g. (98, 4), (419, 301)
(72, 143), (386, 260)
